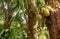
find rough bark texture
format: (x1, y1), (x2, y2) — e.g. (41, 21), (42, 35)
(47, 0), (60, 39)
(27, 0), (36, 39)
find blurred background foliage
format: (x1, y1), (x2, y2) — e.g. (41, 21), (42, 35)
(0, 0), (49, 39)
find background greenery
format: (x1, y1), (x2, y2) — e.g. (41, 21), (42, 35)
(0, 0), (49, 39)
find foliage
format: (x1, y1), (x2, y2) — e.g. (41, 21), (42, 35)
(39, 0), (45, 7)
(0, 0), (50, 39)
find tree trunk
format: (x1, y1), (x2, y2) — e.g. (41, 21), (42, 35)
(46, 0), (60, 39)
(27, 0), (36, 39)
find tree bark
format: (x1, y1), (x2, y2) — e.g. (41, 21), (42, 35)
(27, 0), (36, 39)
(46, 0), (60, 39)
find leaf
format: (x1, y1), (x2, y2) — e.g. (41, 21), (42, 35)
(0, 29), (4, 36)
(19, 0), (25, 9)
(39, 0), (45, 7)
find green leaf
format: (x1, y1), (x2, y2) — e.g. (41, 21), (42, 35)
(19, 0), (25, 9)
(39, 0), (45, 7)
